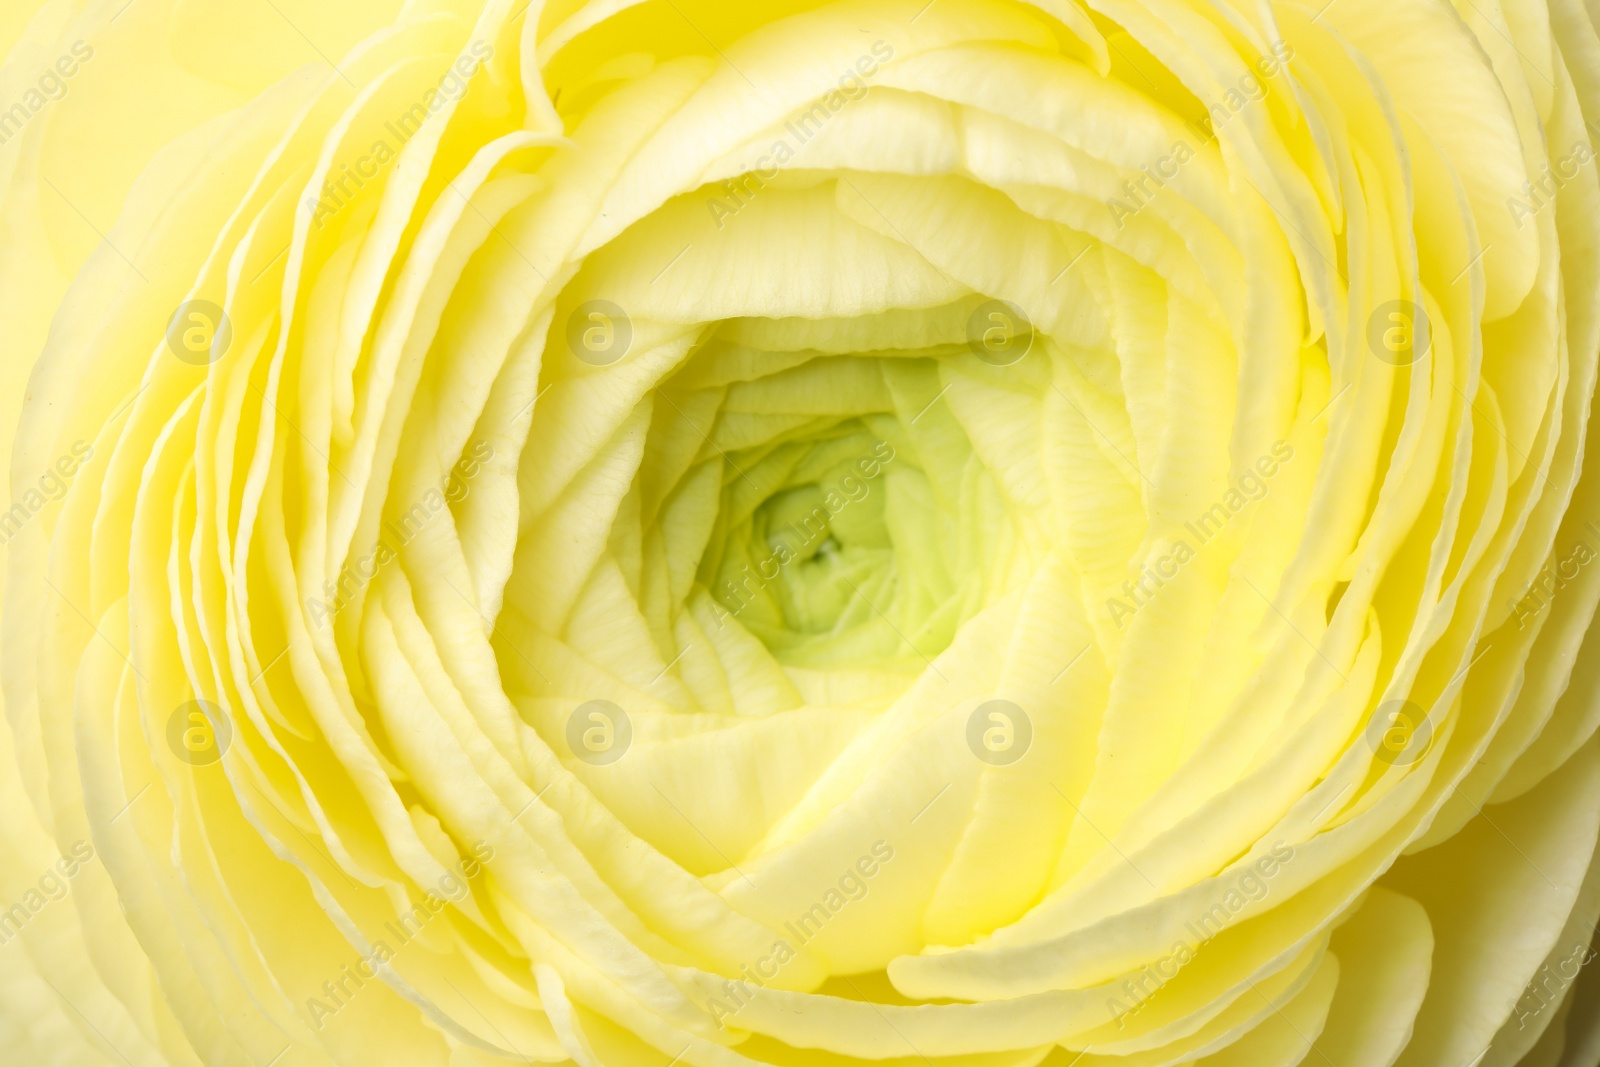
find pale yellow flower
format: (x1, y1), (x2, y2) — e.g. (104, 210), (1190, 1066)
(1, 0), (1598, 1064)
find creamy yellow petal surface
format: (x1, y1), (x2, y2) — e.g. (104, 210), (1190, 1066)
(2, 0), (1599, 1064)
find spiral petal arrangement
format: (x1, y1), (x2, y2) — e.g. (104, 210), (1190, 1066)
(2, 0), (1599, 1064)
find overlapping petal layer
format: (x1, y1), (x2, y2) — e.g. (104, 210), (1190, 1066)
(1, 0), (1599, 1064)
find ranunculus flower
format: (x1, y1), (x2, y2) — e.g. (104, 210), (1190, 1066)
(3, 0), (1600, 1063)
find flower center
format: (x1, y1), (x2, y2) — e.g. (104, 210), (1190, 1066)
(668, 321), (1037, 676)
